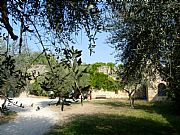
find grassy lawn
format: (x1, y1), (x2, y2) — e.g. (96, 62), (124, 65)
(47, 99), (180, 135)
(0, 111), (17, 125)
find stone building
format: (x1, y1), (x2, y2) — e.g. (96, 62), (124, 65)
(92, 66), (129, 99)
(98, 66), (111, 74)
(146, 74), (167, 101)
(93, 66), (167, 101)
(98, 66), (117, 79)
(27, 64), (47, 84)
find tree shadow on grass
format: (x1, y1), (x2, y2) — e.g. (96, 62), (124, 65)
(134, 101), (174, 115)
(135, 101), (180, 134)
(48, 114), (174, 135)
(90, 100), (180, 135)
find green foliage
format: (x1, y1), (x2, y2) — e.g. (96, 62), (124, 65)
(89, 62), (115, 73)
(117, 64), (123, 69)
(62, 47), (90, 94)
(29, 52), (48, 65)
(41, 63), (72, 97)
(30, 75), (47, 96)
(40, 46), (89, 103)
(108, 0), (180, 108)
(90, 72), (108, 90)
(0, 111), (17, 125)
(0, 55), (28, 112)
(0, 55), (27, 98)
(106, 62), (115, 69)
(30, 52), (57, 65)
(14, 52), (57, 69)
(88, 62), (106, 73)
(14, 53), (31, 72)
(88, 62), (121, 91)
(9, 52), (57, 97)
(76, 66), (90, 88)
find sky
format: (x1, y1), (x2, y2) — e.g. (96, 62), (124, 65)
(3, 20), (116, 64)
(25, 30), (116, 64)
(0, 2), (118, 65)
(73, 32), (116, 64)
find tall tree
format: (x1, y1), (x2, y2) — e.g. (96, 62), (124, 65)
(108, 0), (180, 111)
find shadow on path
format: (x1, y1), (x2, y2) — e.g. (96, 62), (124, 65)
(0, 116), (54, 135)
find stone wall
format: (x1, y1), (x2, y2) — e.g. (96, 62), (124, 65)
(27, 64), (47, 77)
(91, 89), (129, 99)
(147, 74), (167, 101)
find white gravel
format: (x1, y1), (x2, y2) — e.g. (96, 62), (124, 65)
(0, 97), (103, 135)
(0, 97), (60, 135)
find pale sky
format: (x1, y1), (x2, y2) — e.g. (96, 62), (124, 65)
(26, 30), (116, 64)
(73, 32), (116, 64)
(2, 5), (116, 64)
(5, 23), (116, 64)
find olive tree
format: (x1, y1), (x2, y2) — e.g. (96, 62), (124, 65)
(41, 46), (89, 111)
(107, 0), (180, 111)
(0, 55), (27, 113)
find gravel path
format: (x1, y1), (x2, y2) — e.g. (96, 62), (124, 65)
(0, 97), (104, 135)
(0, 97), (62, 135)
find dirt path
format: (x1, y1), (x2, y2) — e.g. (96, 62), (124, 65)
(0, 97), (106, 135)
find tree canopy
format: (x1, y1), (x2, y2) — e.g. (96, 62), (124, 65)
(0, 0), (112, 55)
(108, 0), (180, 111)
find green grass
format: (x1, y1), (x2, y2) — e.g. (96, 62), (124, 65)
(0, 111), (17, 125)
(47, 99), (180, 135)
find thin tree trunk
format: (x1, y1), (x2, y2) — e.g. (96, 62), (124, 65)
(129, 95), (134, 108)
(0, 107), (2, 116)
(56, 96), (61, 105)
(2, 98), (7, 111)
(61, 98), (66, 111)
(129, 93), (134, 108)
(81, 95), (83, 106)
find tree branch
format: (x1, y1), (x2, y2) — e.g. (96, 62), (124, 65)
(0, 0), (18, 40)
(28, 18), (54, 73)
